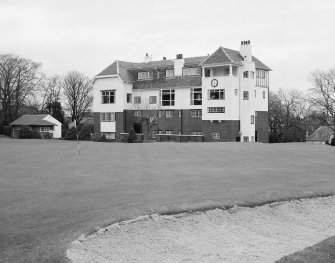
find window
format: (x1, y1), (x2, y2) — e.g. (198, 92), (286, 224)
(40, 127), (50, 132)
(149, 96), (157, 104)
(243, 71), (249, 78)
(166, 130), (173, 135)
(138, 71), (153, 80)
(234, 89), (238, 96)
(263, 91), (266, 99)
(224, 67), (230, 76)
(191, 110), (202, 117)
(178, 110), (182, 118)
(243, 91), (249, 100)
(166, 69), (174, 78)
(191, 88), (202, 105)
(243, 136), (249, 142)
(158, 111), (163, 118)
(183, 67), (201, 76)
(158, 130), (163, 134)
(160, 89), (175, 106)
(257, 70), (266, 78)
(251, 71), (255, 79)
(209, 89), (225, 100)
(208, 107), (225, 113)
(101, 90), (115, 104)
(254, 90), (257, 98)
(204, 68), (211, 77)
(100, 112), (115, 122)
(166, 111), (173, 118)
(212, 132), (221, 139)
(134, 111), (141, 117)
(251, 115), (255, 124)
(101, 132), (115, 140)
(127, 93), (132, 103)
(134, 96), (141, 104)
(191, 131), (203, 135)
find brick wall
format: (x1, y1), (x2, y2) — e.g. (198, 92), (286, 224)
(115, 112), (124, 141)
(181, 110), (203, 134)
(202, 120), (240, 142)
(255, 111), (269, 143)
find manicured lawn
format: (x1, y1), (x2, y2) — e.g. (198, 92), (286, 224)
(0, 138), (334, 263)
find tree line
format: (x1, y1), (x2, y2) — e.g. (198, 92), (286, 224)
(0, 54), (93, 132)
(269, 68), (335, 143)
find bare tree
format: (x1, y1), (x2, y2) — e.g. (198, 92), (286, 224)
(134, 100), (161, 141)
(309, 68), (335, 137)
(62, 71), (93, 124)
(40, 75), (62, 112)
(0, 54), (42, 125)
(269, 88), (309, 142)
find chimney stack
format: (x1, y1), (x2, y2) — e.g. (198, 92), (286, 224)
(163, 57), (166, 60)
(240, 40), (252, 62)
(145, 53), (152, 63)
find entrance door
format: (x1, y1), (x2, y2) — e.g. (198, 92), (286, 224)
(255, 130), (258, 142)
(133, 123), (142, 134)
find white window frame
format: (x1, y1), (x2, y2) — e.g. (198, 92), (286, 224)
(243, 136), (249, 142)
(191, 88), (202, 105)
(166, 110), (173, 118)
(191, 131), (203, 135)
(182, 67), (201, 76)
(243, 91), (249, 100)
(149, 96), (157, 104)
(138, 71), (153, 80)
(100, 112), (116, 122)
(166, 69), (174, 78)
(208, 107), (225, 113)
(243, 71), (249, 78)
(101, 90), (115, 104)
(40, 127), (50, 132)
(134, 96), (141, 104)
(251, 115), (255, 124)
(212, 132), (221, 140)
(166, 130), (173, 135)
(160, 89), (175, 106)
(209, 89), (225, 100)
(134, 111), (141, 117)
(191, 110), (202, 117)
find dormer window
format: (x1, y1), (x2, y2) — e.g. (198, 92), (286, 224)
(166, 69), (174, 78)
(183, 67), (201, 76)
(138, 71), (153, 80)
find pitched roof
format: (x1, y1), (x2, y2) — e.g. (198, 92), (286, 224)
(201, 47), (271, 70)
(307, 126), (334, 141)
(96, 46), (270, 82)
(9, 115), (55, 126)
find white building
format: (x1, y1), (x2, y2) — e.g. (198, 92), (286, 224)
(92, 41), (271, 142)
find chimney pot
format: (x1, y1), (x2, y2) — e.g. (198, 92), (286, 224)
(163, 57), (166, 60)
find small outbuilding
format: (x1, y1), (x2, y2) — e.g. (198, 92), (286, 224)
(9, 114), (62, 139)
(306, 126), (333, 144)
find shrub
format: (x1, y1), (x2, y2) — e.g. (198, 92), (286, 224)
(331, 136), (335, 146)
(127, 129), (137, 143)
(31, 130), (42, 139)
(64, 127), (78, 140)
(42, 132), (52, 139)
(4, 126), (11, 137)
(100, 134), (107, 142)
(18, 126), (32, 139)
(79, 124), (94, 140)
(91, 133), (101, 142)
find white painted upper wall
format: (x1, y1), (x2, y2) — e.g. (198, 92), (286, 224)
(43, 115), (62, 138)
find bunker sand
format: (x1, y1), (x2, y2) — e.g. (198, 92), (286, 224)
(67, 195), (335, 263)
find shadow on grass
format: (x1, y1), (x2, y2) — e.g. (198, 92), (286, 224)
(275, 235), (335, 263)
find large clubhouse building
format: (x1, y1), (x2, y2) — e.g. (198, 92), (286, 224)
(93, 41), (271, 142)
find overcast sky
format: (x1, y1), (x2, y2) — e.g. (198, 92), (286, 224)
(1, 0), (334, 91)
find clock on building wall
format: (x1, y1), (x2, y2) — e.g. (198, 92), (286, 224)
(211, 79), (218, 87)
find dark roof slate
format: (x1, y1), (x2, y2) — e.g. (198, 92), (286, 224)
(307, 126), (334, 141)
(96, 46), (271, 82)
(9, 115), (55, 126)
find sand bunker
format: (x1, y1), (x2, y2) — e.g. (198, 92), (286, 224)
(67, 196), (335, 263)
